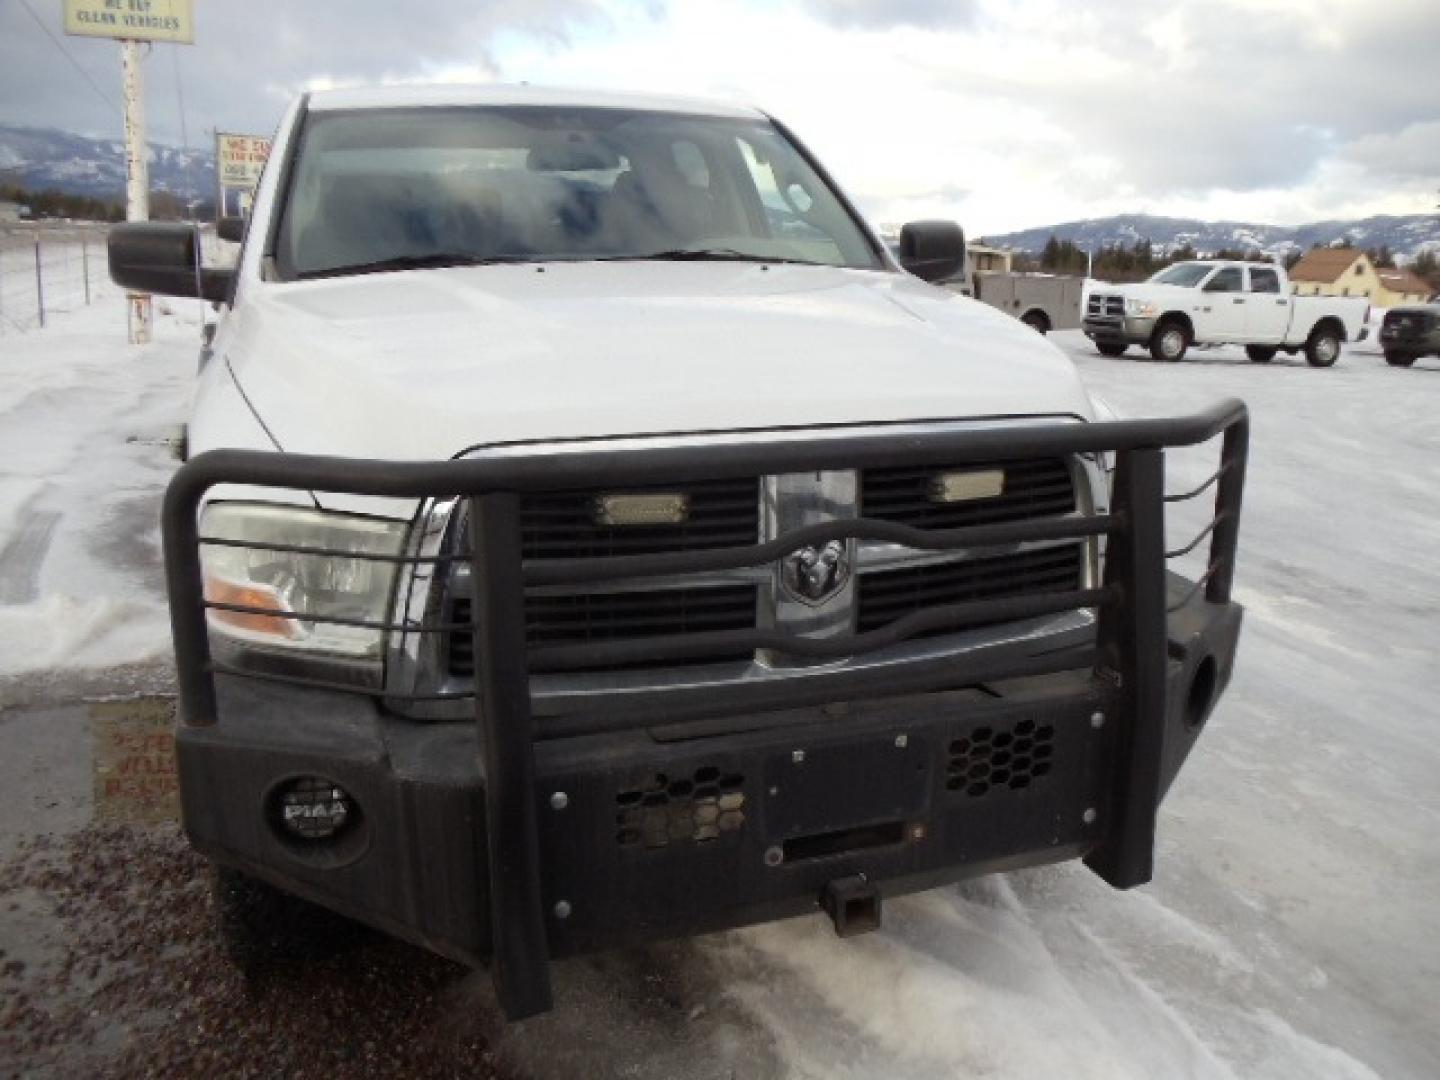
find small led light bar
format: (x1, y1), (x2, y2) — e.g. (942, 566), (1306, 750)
(593, 492), (690, 526)
(929, 468), (1006, 503)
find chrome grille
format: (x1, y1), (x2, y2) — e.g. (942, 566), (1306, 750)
(1086, 294), (1124, 318)
(856, 544), (1085, 636)
(861, 457), (1075, 529)
(435, 444), (1092, 684)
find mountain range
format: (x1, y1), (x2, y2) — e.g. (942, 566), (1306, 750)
(0, 124), (214, 203)
(983, 212), (1440, 261)
(4, 124), (1438, 260)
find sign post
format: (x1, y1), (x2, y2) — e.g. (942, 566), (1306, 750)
(63, 0), (195, 345)
(120, 38), (151, 343)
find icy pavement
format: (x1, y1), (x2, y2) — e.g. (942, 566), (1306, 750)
(2, 302), (1438, 1078)
(0, 287), (197, 703)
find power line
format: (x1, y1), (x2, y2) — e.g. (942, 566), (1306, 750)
(16, 0), (118, 114)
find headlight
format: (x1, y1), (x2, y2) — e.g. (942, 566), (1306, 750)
(200, 503), (407, 658)
(1124, 298), (1158, 317)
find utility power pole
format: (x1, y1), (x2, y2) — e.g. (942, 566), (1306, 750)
(121, 39), (151, 344)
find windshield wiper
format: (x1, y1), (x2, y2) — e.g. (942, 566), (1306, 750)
(295, 252), (529, 280)
(588, 248), (819, 266)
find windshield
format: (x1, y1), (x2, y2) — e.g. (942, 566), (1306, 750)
(275, 106), (882, 280)
(1148, 262), (1214, 287)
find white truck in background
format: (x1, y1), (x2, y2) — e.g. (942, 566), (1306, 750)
(1083, 260), (1369, 366)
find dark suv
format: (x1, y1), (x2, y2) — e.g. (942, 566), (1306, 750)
(1380, 304), (1440, 367)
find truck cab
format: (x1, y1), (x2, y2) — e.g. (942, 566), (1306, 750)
(1085, 259), (1368, 365)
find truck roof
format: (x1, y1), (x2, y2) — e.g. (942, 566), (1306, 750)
(1170, 259), (1282, 271)
(306, 83), (766, 120)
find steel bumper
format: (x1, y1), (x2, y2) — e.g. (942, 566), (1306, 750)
(178, 573), (1240, 970)
(1083, 315), (1157, 343)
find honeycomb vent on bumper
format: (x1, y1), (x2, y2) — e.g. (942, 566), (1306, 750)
(615, 767), (746, 849)
(946, 718), (1055, 797)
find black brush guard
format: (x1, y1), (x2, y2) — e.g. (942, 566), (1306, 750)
(163, 400), (1248, 1019)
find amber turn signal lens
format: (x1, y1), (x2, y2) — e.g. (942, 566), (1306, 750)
(203, 575), (299, 639)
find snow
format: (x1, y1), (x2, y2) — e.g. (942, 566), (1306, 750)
(3, 295), (1438, 1077)
(488, 330), (1440, 1080)
(0, 275), (201, 689)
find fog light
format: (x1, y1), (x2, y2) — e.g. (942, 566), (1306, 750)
(276, 776), (352, 840)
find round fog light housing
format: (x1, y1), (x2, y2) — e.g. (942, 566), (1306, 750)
(275, 776), (353, 840)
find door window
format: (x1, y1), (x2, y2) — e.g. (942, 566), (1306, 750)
(1248, 267), (1280, 293)
(1205, 267), (1243, 293)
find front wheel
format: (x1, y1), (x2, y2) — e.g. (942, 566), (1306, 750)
(1096, 341), (1128, 358)
(1246, 345), (1277, 363)
(1150, 321), (1189, 362)
(1385, 351), (1416, 368)
(1305, 327), (1342, 367)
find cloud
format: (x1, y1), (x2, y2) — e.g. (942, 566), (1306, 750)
(1, 0), (1435, 233)
(799, 0), (979, 30)
(0, 0), (616, 143)
(1341, 121), (1440, 185)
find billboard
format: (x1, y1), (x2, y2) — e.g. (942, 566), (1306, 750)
(63, 0), (195, 44)
(216, 133), (272, 191)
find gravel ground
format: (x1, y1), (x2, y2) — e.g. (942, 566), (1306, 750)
(0, 704), (501, 1080)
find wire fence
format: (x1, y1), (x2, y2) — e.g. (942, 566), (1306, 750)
(0, 223), (113, 334)
(0, 222), (233, 336)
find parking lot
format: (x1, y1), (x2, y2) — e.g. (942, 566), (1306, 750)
(1, 303), (1437, 1079)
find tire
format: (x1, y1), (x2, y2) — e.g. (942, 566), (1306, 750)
(1384, 351), (1416, 368)
(1246, 346), (1277, 363)
(1305, 326), (1342, 368)
(212, 864), (368, 978)
(1020, 311), (1050, 334)
(1150, 320), (1189, 362)
(1096, 341), (1128, 358)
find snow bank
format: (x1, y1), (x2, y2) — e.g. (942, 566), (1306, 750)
(0, 286), (202, 687)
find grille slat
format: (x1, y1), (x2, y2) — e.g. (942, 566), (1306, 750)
(447, 585), (757, 675)
(861, 456), (1076, 531)
(856, 545), (1085, 635)
(520, 478), (760, 562)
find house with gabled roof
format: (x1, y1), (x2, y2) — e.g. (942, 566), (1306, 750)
(1290, 247), (1432, 307)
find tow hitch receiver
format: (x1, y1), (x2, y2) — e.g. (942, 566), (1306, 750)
(822, 875), (882, 937)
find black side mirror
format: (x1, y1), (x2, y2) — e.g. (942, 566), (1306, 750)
(898, 220), (965, 283)
(108, 222), (233, 303)
(217, 216), (247, 243)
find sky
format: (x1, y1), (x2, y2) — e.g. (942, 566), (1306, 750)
(1, 0), (1436, 235)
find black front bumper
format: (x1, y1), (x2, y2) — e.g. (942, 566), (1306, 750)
(179, 578), (1239, 973)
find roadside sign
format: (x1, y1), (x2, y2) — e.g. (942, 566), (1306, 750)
(63, 0), (195, 45)
(216, 133), (272, 191)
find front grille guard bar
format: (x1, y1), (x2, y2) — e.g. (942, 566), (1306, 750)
(162, 399), (1248, 1019)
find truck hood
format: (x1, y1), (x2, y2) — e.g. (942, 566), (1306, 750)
(1092, 282), (1197, 302)
(216, 262), (1095, 511)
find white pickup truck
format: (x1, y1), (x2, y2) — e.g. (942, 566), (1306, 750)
(107, 84), (1248, 1020)
(1083, 260), (1369, 365)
